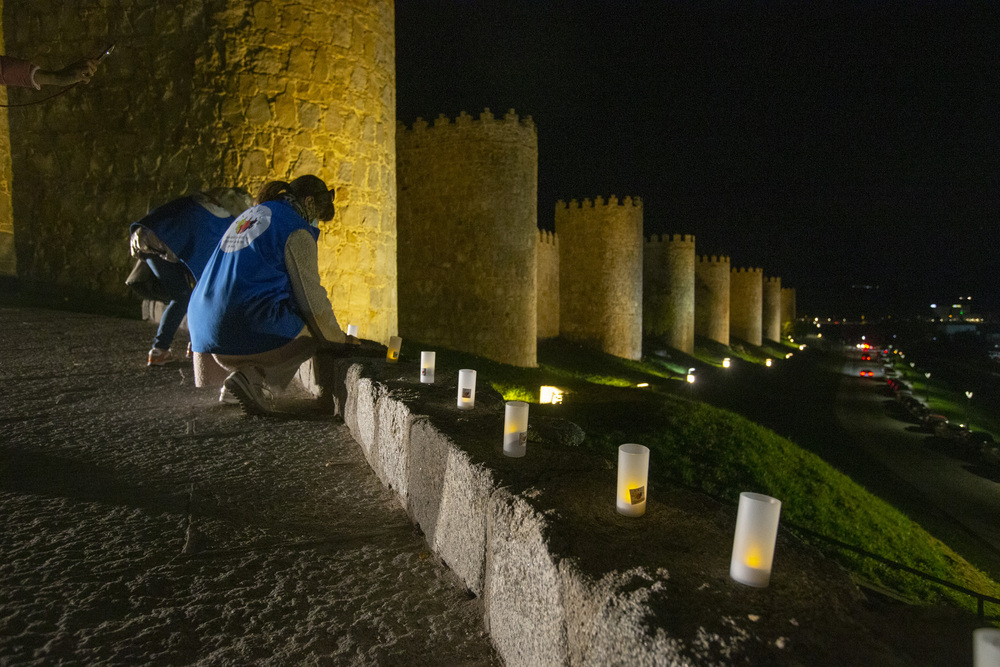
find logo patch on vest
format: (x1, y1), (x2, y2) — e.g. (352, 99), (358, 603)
(221, 205), (271, 253)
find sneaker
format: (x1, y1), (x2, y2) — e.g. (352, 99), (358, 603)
(148, 347), (175, 366)
(223, 369), (273, 417)
(218, 385), (239, 405)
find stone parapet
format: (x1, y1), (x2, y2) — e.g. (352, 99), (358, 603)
(290, 356), (956, 666)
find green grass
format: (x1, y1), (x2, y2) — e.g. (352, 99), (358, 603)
(400, 336), (1000, 616)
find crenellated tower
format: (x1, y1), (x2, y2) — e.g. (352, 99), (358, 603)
(762, 276), (782, 343)
(536, 229), (560, 339)
(643, 233), (695, 354)
(730, 267), (763, 347)
(396, 109), (538, 366)
(695, 255), (730, 346)
(556, 196), (643, 360)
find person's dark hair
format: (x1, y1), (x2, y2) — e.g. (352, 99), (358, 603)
(256, 175), (335, 221)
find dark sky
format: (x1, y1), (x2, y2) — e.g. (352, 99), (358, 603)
(395, 1), (1000, 315)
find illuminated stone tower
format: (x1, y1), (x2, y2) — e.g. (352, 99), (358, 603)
(396, 109), (538, 367)
(730, 267), (763, 347)
(536, 229), (560, 339)
(643, 234), (695, 354)
(2, 0), (398, 341)
(695, 255), (730, 346)
(556, 196), (643, 360)
(781, 287), (797, 333)
(762, 276), (782, 343)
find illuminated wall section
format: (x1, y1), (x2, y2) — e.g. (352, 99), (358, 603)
(762, 276), (782, 343)
(536, 229), (560, 339)
(730, 267), (763, 347)
(781, 287), (796, 332)
(556, 196), (643, 360)
(2, 1), (397, 342)
(643, 233), (695, 354)
(396, 109), (538, 367)
(695, 255), (730, 346)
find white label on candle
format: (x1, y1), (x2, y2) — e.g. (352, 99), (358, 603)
(629, 486), (645, 504)
(462, 388), (472, 399)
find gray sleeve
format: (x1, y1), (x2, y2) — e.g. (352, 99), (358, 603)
(284, 229), (346, 344)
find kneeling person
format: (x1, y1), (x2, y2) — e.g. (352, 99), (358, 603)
(188, 175), (355, 415)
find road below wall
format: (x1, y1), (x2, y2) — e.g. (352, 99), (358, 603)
(0, 307), (499, 665)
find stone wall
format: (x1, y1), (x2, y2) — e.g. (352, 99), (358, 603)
(643, 233), (695, 354)
(730, 267), (763, 347)
(695, 255), (730, 347)
(0, 17), (13, 277)
(556, 196), (643, 360)
(781, 286), (797, 332)
(536, 229), (559, 339)
(2, 0), (397, 342)
(396, 109), (538, 367)
(762, 276), (782, 343)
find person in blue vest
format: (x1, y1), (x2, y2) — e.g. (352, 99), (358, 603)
(128, 188), (252, 366)
(188, 175), (357, 416)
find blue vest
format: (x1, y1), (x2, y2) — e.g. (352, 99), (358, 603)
(129, 196), (235, 280)
(188, 201), (320, 355)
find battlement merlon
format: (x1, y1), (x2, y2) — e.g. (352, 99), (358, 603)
(537, 228), (559, 245)
(646, 233), (695, 245)
(731, 267), (763, 274)
(764, 276), (782, 284)
(698, 254), (731, 264)
(398, 108), (536, 134)
(555, 196), (643, 210)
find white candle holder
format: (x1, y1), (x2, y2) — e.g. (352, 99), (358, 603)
(765, 358), (773, 367)
(420, 351), (436, 383)
(540, 386), (563, 404)
(722, 357), (731, 368)
(616, 444), (649, 517)
(503, 401), (529, 457)
(387, 335), (402, 362)
(346, 324), (358, 337)
(457, 369), (477, 410)
(730, 492), (782, 587)
(974, 628), (1000, 667)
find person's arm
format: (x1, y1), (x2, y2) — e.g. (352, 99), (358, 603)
(32, 58), (98, 87)
(285, 229), (347, 344)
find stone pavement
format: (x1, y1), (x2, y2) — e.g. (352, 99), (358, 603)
(0, 307), (499, 665)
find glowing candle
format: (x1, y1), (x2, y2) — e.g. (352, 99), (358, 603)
(974, 628), (1000, 667)
(387, 335), (402, 362)
(346, 324), (358, 337)
(723, 357), (731, 368)
(616, 444), (649, 517)
(730, 492), (782, 587)
(503, 401), (529, 457)
(419, 351), (435, 383)
(765, 358), (773, 367)
(457, 369), (477, 410)
(540, 386), (563, 404)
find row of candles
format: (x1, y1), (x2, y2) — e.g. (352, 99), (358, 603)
(358, 329), (1000, 658)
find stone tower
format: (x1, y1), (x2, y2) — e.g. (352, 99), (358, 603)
(781, 287), (797, 333)
(556, 196), (643, 360)
(730, 267), (763, 347)
(643, 234), (695, 354)
(762, 276), (782, 343)
(396, 109), (538, 367)
(1, 0), (398, 342)
(536, 229), (560, 339)
(695, 255), (730, 347)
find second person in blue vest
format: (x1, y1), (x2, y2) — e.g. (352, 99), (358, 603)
(188, 175), (357, 416)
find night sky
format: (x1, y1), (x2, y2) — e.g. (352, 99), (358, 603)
(395, 2), (1000, 316)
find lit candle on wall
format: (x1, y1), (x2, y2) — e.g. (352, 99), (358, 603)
(387, 335), (402, 362)
(765, 358), (773, 367)
(723, 357), (731, 368)
(457, 369), (477, 410)
(730, 492), (782, 587)
(420, 351), (436, 383)
(974, 628), (1000, 667)
(346, 324), (358, 337)
(616, 444), (649, 517)
(503, 401), (529, 457)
